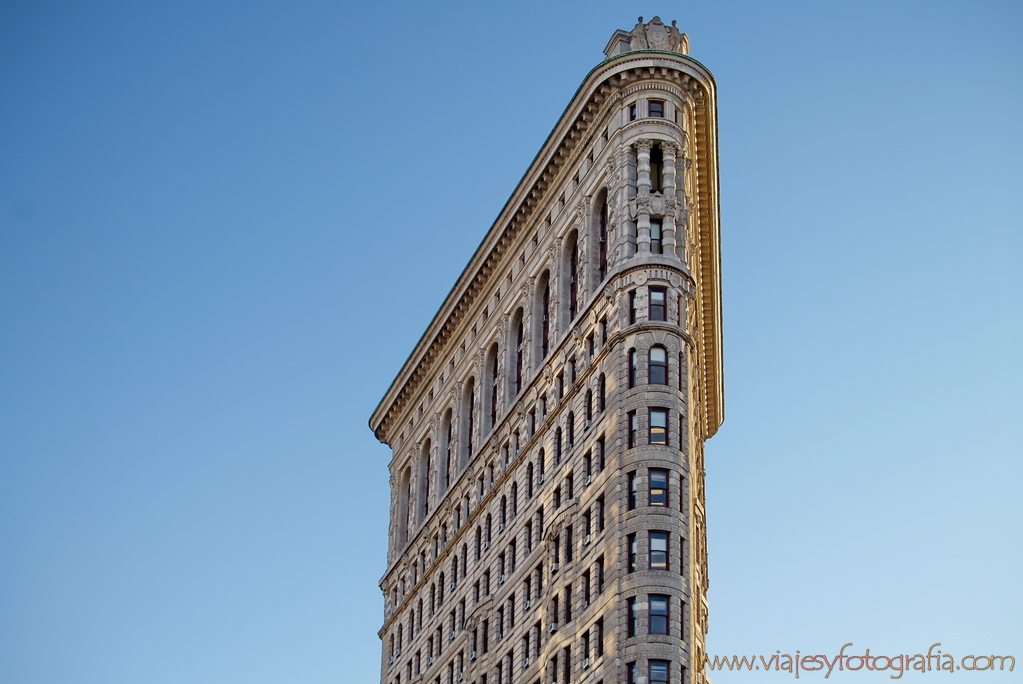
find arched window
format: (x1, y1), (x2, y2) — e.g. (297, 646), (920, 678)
(597, 190), (608, 282)
(510, 482), (518, 516)
(555, 427), (563, 463)
(441, 409), (453, 491)
(486, 343), (499, 431)
(538, 448), (546, 481)
(650, 144), (663, 192)
(513, 309), (524, 396)
(526, 462), (534, 498)
(628, 349), (638, 388)
(598, 373), (606, 411)
(567, 232), (579, 321)
(475, 527), (482, 561)
(462, 378), (476, 462)
(398, 466), (412, 546)
(585, 389), (593, 421)
(567, 411), (575, 449)
(418, 440), (432, 522)
(649, 345), (667, 385)
(539, 271), (552, 360)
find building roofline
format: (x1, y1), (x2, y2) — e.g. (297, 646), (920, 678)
(369, 49), (722, 444)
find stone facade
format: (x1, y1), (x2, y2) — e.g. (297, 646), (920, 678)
(369, 19), (722, 684)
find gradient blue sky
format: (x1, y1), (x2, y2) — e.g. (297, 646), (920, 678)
(1, 1), (1020, 682)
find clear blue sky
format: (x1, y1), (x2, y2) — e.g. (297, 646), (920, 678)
(1, 1), (1020, 682)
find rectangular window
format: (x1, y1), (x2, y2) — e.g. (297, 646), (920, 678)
(627, 471), (637, 510)
(629, 103), (637, 121)
(627, 411), (638, 449)
(650, 219), (662, 254)
(649, 469), (668, 506)
(650, 287), (666, 321)
(596, 556), (605, 591)
(649, 595), (669, 634)
(650, 660), (670, 684)
(649, 99), (665, 118)
(627, 661), (638, 684)
(595, 617), (604, 655)
(650, 408), (668, 445)
(629, 291), (638, 324)
(627, 534), (637, 573)
(650, 531), (669, 570)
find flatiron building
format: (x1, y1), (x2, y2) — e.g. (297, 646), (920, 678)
(370, 18), (723, 684)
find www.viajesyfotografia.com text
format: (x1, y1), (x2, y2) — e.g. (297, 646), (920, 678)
(704, 643), (1014, 678)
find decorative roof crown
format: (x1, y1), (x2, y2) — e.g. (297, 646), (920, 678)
(604, 16), (690, 58)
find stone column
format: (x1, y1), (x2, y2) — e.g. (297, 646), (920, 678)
(619, 144), (637, 260)
(662, 143), (678, 258)
(635, 139), (653, 255)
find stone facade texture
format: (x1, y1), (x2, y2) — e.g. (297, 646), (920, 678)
(370, 19), (722, 684)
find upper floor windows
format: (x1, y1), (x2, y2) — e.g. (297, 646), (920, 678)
(650, 219), (663, 254)
(649, 99), (665, 118)
(628, 349), (638, 388)
(513, 310), (524, 396)
(487, 343), (499, 431)
(650, 144), (663, 191)
(463, 378), (476, 460)
(629, 103), (638, 121)
(567, 233), (579, 321)
(649, 345), (667, 385)
(598, 191), (609, 281)
(541, 278), (551, 359)
(649, 287), (666, 321)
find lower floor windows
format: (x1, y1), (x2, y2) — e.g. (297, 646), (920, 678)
(650, 660), (670, 684)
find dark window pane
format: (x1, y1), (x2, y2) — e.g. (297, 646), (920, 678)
(650, 288), (666, 321)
